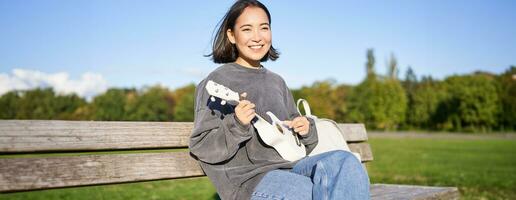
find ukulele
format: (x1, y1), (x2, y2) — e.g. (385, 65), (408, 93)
(205, 80), (306, 161)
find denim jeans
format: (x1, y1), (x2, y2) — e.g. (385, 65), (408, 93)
(250, 150), (370, 200)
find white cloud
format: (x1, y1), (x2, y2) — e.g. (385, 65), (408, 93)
(0, 68), (108, 101)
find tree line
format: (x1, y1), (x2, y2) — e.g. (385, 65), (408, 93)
(1, 49), (514, 132)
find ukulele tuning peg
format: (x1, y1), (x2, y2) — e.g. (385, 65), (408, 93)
(221, 100), (227, 105)
(210, 96), (216, 102)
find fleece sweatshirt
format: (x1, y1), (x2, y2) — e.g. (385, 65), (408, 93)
(188, 62), (318, 200)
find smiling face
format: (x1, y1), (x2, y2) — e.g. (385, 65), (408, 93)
(227, 6), (272, 68)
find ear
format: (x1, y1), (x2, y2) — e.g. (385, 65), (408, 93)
(227, 29), (236, 44)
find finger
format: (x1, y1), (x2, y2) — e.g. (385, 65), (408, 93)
(293, 119), (304, 128)
(242, 113), (255, 123)
(294, 127), (307, 133)
(245, 109), (255, 116)
(246, 113), (256, 121)
(237, 100), (251, 109)
(241, 102), (255, 110)
(292, 117), (303, 125)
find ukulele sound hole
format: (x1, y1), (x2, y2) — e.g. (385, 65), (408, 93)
(275, 123), (284, 134)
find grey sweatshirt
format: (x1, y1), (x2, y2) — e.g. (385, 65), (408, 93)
(189, 63), (318, 200)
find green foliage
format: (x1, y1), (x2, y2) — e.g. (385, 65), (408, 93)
(294, 80), (339, 119)
(0, 62), (513, 131)
(15, 88), (57, 119)
(366, 48), (376, 79)
(437, 74), (500, 132)
(406, 78), (447, 129)
(126, 86), (175, 121)
(387, 53), (399, 79)
(333, 84), (352, 122)
(53, 93), (87, 120)
(496, 66), (516, 130)
(173, 84), (196, 122)
(348, 77), (407, 130)
(10, 88), (85, 120)
(0, 91), (20, 119)
(91, 88), (134, 121)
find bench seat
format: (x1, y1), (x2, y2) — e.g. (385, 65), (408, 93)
(0, 120), (459, 199)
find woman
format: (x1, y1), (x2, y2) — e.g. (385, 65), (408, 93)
(189, 1), (370, 199)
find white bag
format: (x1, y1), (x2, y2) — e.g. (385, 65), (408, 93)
(297, 99), (361, 162)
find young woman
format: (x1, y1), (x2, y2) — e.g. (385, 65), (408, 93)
(189, 1), (370, 199)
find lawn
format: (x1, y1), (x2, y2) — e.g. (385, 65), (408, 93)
(367, 136), (516, 199)
(2, 136), (515, 200)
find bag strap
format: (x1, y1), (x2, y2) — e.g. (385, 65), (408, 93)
(296, 99), (314, 118)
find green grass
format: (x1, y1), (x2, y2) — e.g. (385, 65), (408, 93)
(368, 137), (516, 199)
(1, 136), (515, 200)
(0, 177), (218, 200)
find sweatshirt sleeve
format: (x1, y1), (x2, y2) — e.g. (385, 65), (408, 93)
(188, 79), (253, 164)
(283, 82), (319, 155)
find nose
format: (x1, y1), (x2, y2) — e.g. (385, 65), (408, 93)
(251, 29), (262, 42)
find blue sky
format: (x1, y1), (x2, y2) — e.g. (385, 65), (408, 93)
(1, 0), (515, 98)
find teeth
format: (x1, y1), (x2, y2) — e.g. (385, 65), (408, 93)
(250, 45), (263, 49)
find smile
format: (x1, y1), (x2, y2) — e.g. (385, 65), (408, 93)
(249, 45), (264, 50)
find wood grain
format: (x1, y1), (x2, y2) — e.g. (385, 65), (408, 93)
(0, 152), (204, 192)
(371, 184), (460, 200)
(0, 120), (368, 152)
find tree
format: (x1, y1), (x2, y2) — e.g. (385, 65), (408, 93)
(403, 66), (418, 92)
(348, 77), (407, 130)
(15, 88), (56, 119)
(403, 66), (418, 128)
(11, 88), (85, 120)
(295, 80), (339, 119)
(126, 85), (175, 121)
(91, 88), (135, 120)
(366, 49), (376, 79)
(173, 84), (196, 122)
(407, 78), (447, 129)
(333, 84), (353, 123)
(348, 50), (407, 130)
(0, 91), (21, 119)
(496, 66), (516, 130)
(437, 74), (500, 132)
(387, 53), (399, 80)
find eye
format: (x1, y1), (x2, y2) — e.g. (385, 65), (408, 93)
(242, 28), (251, 32)
(261, 26), (270, 30)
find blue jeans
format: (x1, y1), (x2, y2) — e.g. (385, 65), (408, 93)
(251, 150), (370, 200)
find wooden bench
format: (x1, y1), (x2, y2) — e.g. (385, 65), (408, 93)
(0, 120), (459, 199)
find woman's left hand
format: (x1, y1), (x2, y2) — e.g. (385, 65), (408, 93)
(283, 117), (310, 136)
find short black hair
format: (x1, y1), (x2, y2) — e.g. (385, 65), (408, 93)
(206, 0), (279, 63)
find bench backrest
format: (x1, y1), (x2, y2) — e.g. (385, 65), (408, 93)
(0, 120), (372, 193)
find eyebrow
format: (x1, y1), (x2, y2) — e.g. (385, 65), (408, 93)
(239, 23), (270, 29)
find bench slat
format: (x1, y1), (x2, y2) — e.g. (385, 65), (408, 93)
(337, 123), (368, 142)
(0, 152), (204, 192)
(0, 142), (372, 192)
(0, 120), (368, 152)
(349, 143), (373, 162)
(370, 184), (460, 200)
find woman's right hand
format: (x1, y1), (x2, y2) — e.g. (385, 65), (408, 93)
(235, 92), (256, 126)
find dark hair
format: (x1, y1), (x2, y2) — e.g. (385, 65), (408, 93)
(206, 0), (279, 63)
